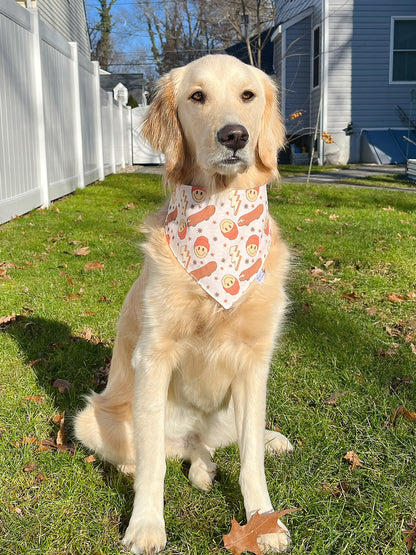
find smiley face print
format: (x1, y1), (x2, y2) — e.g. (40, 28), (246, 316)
(194, 236), (210, 258)
(246, 187), (259, 202)
(246, 235), (259, 257)
(220, 218), (238, 240)
(222, 274), (240, 296)
(192, 187), (207, 203)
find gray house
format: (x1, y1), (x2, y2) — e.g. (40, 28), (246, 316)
(16, 0), (91, 58)
(273, 0), (416, 165)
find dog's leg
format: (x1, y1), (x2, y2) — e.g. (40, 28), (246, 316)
(122, 339), (178, 555)
(232, 368), (291, 554)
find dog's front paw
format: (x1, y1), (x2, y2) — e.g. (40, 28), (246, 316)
(123, 517), (166, 555)
(257, 520), (291, 553)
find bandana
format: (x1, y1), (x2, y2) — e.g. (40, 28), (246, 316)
(164, 184), (271, 309)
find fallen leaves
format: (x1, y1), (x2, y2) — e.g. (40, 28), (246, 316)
(402, 519), (416, 551)
(344, 451), (364, 471)
(223, 509), (298, 555)
(383, 405), (416, 428)
(52, 378), (72, 393)
(73, 246), (90, 256)
(84, 260), (104, 272)
(323, 390), (350, 406)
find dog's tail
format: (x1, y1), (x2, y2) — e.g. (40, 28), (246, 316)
(74, 391), (135, 467)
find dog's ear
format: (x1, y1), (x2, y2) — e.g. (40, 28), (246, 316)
(141, 70), (185, 182)
(256, 74), (285, 173)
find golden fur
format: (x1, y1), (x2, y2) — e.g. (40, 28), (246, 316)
(75, 54), (293, 555)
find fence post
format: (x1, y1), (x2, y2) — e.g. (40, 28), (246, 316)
(69, 42), (85, 189)
(108, 93), (116, 174)
(29, 8), (49, 207)
(93, 61), (105, 181)
(127, 106), (133, 166)
(118, 100), (125, 169)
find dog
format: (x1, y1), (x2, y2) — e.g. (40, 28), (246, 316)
(75, 54), (293, 554)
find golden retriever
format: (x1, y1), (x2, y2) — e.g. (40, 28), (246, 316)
(75, 54), (293, 554)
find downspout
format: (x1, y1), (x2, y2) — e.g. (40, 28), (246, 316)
(321, 0), (329, 164)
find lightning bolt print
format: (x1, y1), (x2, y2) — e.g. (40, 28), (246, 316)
(180, 245), (191, 269)
(229, 245), (242, 271)
(180, 189), (189, 215)
(229, 190), (241, 216)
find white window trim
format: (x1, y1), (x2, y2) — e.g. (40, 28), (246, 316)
(389, 16), (416, 85)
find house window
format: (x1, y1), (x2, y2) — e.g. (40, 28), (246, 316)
(312, 26), (320, 88)
(391, 18), (416, 82)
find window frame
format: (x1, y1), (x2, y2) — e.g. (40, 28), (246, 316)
(389, 16), (416, 84)
(312, 24), (321, 89)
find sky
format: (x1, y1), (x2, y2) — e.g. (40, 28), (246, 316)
(85, 0), (156, 70)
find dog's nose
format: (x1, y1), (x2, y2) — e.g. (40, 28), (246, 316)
(217, 124), (249, 151)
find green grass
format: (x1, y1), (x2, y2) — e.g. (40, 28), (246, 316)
(340, 174), (415, 190)
(1, 173), (415, 554)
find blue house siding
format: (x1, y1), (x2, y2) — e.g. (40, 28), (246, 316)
(284, 16), (312, 137)
(350, 1), (416, 162)
(274, 0), (416, 164)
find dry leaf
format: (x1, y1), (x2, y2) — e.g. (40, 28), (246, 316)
(314, 246), (325, 254)
(24, 396), (45, 403)
(56, 411), (66, 446)
(411, 344), (416, 356)
(344, 451), (363, 471)
(342, 291), (360, 302)
(84, 260), (104, 272)
(388, 293), (407, 303)
(323, 391), (349, 406)
(85, 455), (96, 464)
(23, 437), (37, 445)
(223, 509), (297, 555)
(23, 464), (38, 473)
(365, 306), (378, 316)
(403, 519), (416, 551)
(52, 379), (72, 393)
(0, 313), (18, 326)
(73, 246), (90, 256)
(390, 377), (413, 392)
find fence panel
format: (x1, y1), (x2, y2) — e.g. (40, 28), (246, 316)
(0, 1), (41, 224)
(0, 1), (132, 225)
(78, 56), (101, 184)
(40, 21), (78, 201)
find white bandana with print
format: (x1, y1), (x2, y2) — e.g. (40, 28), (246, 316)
(164, 184), (271, 309)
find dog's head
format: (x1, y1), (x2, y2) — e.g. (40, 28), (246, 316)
(142, 55), (285, 188)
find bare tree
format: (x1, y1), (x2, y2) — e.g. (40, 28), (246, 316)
(207, 0), (276, 68)
(89, 0), (117, 71)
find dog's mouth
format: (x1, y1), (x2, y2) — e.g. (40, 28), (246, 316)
(223, 155), (241, 165)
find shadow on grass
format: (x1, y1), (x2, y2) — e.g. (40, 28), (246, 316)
(4, 316), (111, 428)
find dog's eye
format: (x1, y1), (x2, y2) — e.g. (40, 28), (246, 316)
(241, 90), (255, 102)
(190, 91), (205, 103)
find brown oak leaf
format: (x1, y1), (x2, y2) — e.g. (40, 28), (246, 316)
(223, 509), (297, 555)
(73, 246), (90, 256)
(402, 519), (416, 551)
(84, 260), (104, 272)
(344, 451), (363, 471)
(52, 379), (72, 393)
(323, 391), (349, 406)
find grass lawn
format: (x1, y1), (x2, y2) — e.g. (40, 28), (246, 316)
(1, 173), (415, 555)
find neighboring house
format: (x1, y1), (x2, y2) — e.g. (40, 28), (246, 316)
(273, 0), (416, 164)
(226, 28), (275, 75)
(100, 73), (147, 107)
(16, 0), (90, 58)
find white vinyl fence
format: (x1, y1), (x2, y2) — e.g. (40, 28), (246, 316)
(0, 0), (132, 225)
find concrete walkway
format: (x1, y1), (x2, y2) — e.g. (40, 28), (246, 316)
(125, 163), (415, 192)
